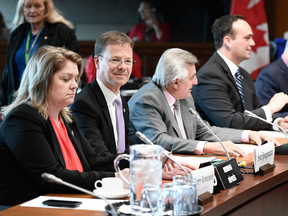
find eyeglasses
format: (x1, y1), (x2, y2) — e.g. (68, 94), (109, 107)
(98, 55), (136, 66)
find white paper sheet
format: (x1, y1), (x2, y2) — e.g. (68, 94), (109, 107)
(259, 130), (287, 138)
(20, 195), (125, 211)
(236, 144), (258, 154)
(173, 156), (217, 168)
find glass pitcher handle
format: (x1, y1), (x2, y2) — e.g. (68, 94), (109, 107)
(114, 154), (130, 187)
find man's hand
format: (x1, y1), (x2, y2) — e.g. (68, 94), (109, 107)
(115, 168), (130, 189)
(278, 116), (288, 130)
(266, 92), (288, 114)
(162, 157), (197, 180)
(203, 141), (245, 157)
(249, 131), (281, 146)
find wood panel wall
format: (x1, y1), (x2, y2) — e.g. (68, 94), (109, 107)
(79, 41), (215, 77)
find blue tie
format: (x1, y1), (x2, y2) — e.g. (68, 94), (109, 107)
(235, 69), (247, 110)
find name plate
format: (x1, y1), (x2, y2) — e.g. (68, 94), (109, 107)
(214, 158), (244, 190)
(190, 165), (215, 195)
(253, 141), (274, 173)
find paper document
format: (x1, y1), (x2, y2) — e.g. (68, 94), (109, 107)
(259, 130), (287, 138)
(21, 195), (124, 211)
(173, 156), (217, 168)
(236, 144), (258, 154)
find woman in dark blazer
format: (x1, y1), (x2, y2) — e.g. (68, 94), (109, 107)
(0, 46), (129, 206)
(0, 0), (81, 111)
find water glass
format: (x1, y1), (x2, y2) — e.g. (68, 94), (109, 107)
(172, 175), (187, 185)
(140, 184), (162, 216)
(162, 183), (176, 214)
(174, 179), (199, 216)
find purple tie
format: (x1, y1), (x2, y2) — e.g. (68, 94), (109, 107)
(115, 96), (125, 153)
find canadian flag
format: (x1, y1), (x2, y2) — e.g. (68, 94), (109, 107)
(231, 0), (269, 80)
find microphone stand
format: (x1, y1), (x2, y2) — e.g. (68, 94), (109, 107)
(188, 108), (231, 160)
(244, 110), (288, 155)
(135, 131), (189, 178)
(188, 108), (243, 190)
(42, 173), (117, 216)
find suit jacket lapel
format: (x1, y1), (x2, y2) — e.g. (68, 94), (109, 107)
(155, 83), (183, 138)
(180, 98), (193, 139)
(39, 22), (54, 46)
(214, 52), (247, 110)
(214, 52), (236, 86)
(279, 58), (288, 84)
(47, 118), (66, 167)
(90, 80), (117, 152)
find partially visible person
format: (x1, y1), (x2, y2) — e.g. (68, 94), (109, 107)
(129, 0), (171, 42)
(255, 40), (288, 118)
(0, 46), (129, 206)
(128, 48), (280, 155)
(70, 31), (196, 179)
(0, 11), (10, 40)
(192, 15), (288, 131)
(0, 0), (82, 113)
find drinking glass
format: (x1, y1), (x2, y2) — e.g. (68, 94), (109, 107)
(162, 183), (176, 215)
(140, 183), (162, 216)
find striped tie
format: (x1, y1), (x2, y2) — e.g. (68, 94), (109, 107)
(235, 69), (247, 110)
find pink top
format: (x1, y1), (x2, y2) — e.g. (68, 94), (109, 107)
(50, 116), (83, 172)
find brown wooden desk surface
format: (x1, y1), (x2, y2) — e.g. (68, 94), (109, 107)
(1, 138), (288, 216)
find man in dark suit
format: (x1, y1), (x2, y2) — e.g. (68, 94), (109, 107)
(192, 15), (288, 131)
(255, 41), (288, 118)
(70, 31), (132, 156)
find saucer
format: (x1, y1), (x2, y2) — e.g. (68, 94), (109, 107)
(93, 188), (130, 199)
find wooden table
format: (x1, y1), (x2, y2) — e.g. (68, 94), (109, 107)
(1, 138), (288, 216)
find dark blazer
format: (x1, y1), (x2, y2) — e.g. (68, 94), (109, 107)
(255, 57), (288, 118)
(192, 52), (277, 130)
(128, 81), (243, 154)
(0, 104), (115, 206)
(0, 22), (80, 107)
(70, 79), (130, 156)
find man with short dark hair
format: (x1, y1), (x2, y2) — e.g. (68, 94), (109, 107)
(192, 15), (288, 131)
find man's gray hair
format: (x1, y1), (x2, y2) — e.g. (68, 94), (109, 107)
(152, 48), (198, 88)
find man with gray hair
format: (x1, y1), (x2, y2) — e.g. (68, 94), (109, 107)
(128, 48), (279, 155)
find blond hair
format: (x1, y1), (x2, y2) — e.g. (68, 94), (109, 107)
(2, 46), (83, 122)
(10, 0), (74, 31)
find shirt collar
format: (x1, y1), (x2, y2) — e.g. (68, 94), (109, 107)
(96, 78), (119, 105)
(162, 87), (176, 108)
(217, 50), (239, 77)
(281, 54), (288, 68)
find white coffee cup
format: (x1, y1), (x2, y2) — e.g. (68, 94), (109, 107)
(94, 177), (123, 194)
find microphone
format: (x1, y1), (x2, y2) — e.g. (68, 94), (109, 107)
(188, 108), (231, 160)
(188, 108), (244, 190)
(244, 110), (288, 155)
(42, 173), (117, 216)
(135, 131), (189, 178)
